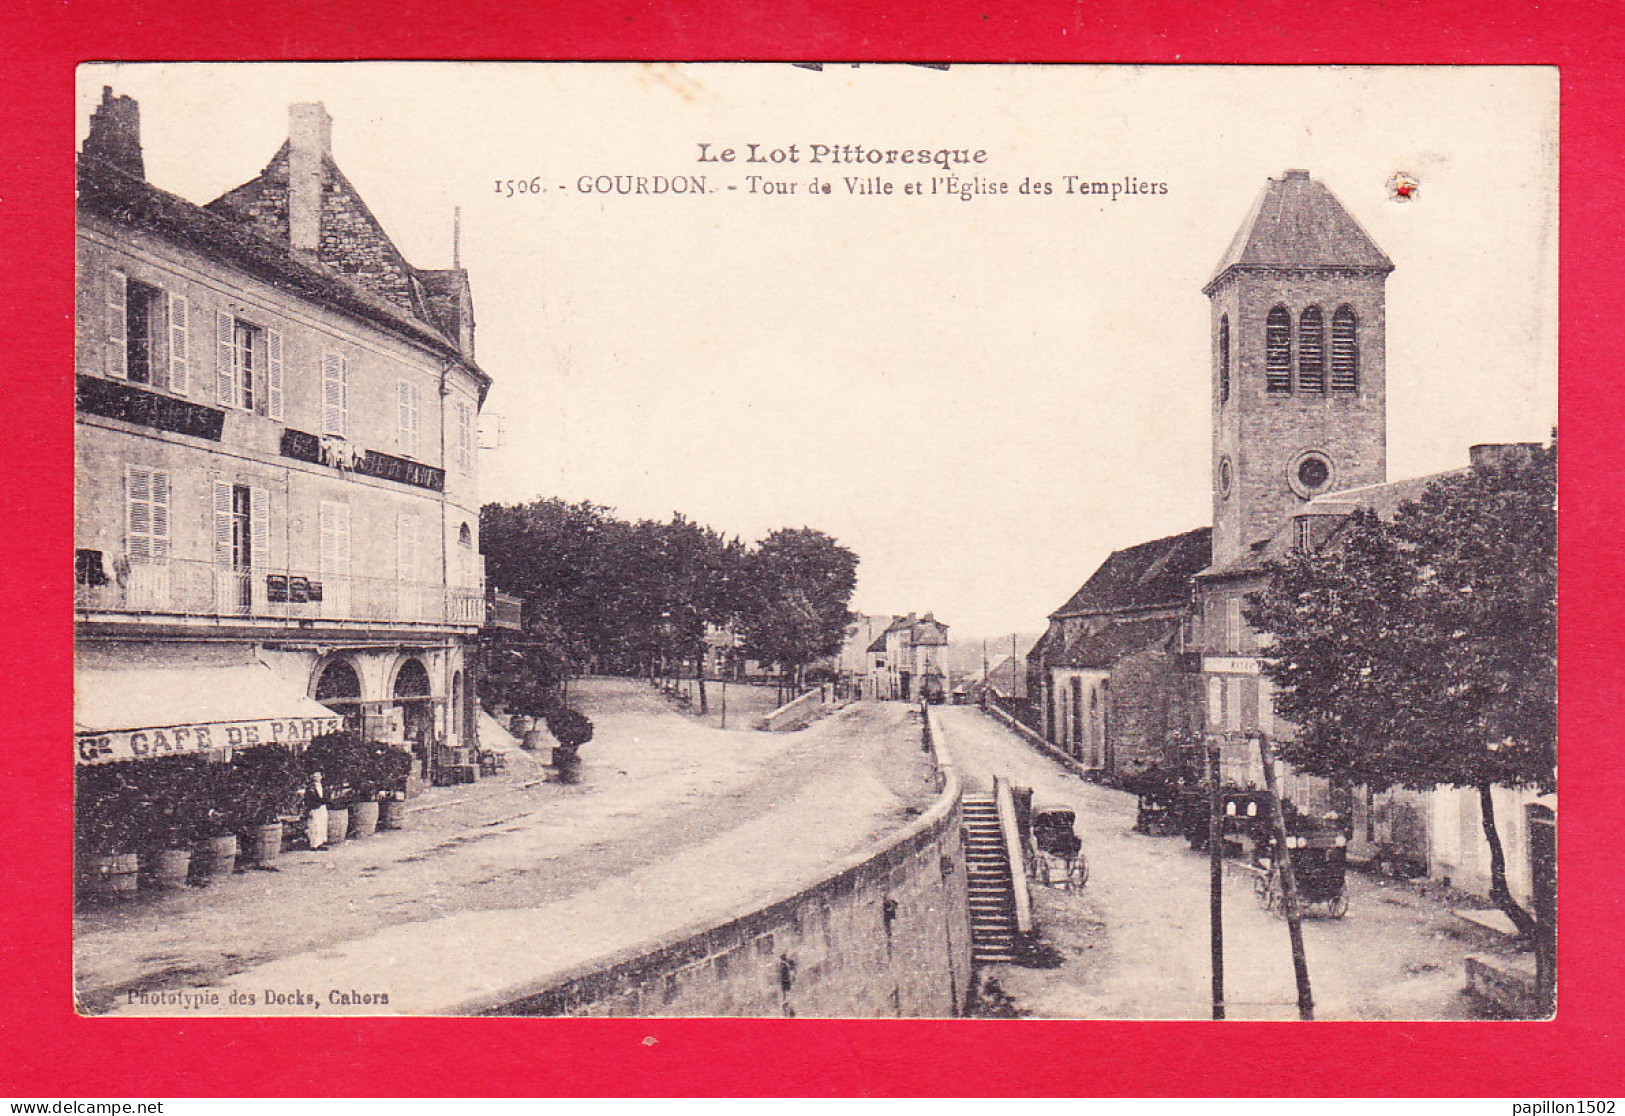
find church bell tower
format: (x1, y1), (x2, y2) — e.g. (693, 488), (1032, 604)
(1206, 170), (1394, 567)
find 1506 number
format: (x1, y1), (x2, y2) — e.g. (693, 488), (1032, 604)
(495, 178), (544, 196)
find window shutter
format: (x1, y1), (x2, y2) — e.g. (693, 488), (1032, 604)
(127, 466), (170, 559)
(266, 330), (284, 421)
(250, 486), (269, 569)
(167, 293), (190, 395)
(1298, 306), (1325, 392)
(320, 500), (351, 574)
(410, 385), (421, 456)
(398, 381), (413, 456)
(322, 352), (347, 437)
(1265, 305), (1292, 393)
(397, 513), (418, 581)
(1331, 305), (1359, 392)
(215, 310), (235, 406)
(150, 470), (170, 558)
(126, 466), (151, 558)
(107, 270), (128, 379)
(213, 480), (233, 567)
(340, 356), (350, 438)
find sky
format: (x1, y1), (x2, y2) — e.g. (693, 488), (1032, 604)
(76, 64), (1559, 639)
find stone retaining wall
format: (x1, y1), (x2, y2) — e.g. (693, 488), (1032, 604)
(491, 734), (971, 1017)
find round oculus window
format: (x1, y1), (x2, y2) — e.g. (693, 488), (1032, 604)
(1217, 456), (1233, 498)
(1288, 450), (1335, 498)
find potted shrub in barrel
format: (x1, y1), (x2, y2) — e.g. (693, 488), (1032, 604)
(189, 759), (244, 885)
(305, 731), (363, 846)
(545, 704), (593, 783)
(347, 740), (396, 839)
(233, 745), (304, 865)
(75, 764), (145, 900)
(368, 741), (415, 831)
(143, 755), (205, 889)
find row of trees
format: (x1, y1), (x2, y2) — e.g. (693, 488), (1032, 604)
(479, 499), (859, 713)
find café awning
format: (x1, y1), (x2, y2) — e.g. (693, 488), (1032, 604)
(75, 663), (344, 766)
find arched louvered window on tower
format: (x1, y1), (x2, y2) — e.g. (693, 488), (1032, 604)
(1298, 306), (1325, 392)
(1331, 305), (1359, 391)
(1265, 305), (1292, 393)
(1219, 315), (1230, 403)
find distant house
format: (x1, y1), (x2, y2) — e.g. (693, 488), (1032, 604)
(1027, 527), (1210, 776)
(868, 612), (950, 701)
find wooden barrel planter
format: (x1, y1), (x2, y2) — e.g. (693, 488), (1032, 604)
(192, 834), (239, 884)
(243, 822), (284, 865)
(147, 848), (192, 890)
(378, 797), (407, 831)
(325, 806), (350, 846)
(86, 852), (140, 899)
(348, 800), (379, 839)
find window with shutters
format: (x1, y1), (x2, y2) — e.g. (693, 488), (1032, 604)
(125, 465), (171, 560)
(213, 312), (279, 415)
(214, 480), (268, 613)
(1218, 314), (1230, 404)
(1331, 305), (1359, 391)
(322, 352), (349, 437)
(457, 401), (474, 475)
(1265, 305), (1292, 393)
(398, 380), (422, 458)
(1298, 306), (1325, 392)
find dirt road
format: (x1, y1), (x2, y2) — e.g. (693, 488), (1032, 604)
(934, 705), (1493, 1020)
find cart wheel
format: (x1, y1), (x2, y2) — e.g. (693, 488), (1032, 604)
(1071, 852), (1089, 889)
(1034, 856), (1052, 887)
(1329, 891), (1349, 919)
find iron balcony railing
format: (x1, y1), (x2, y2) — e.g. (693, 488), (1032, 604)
(75, 552), (484, 628)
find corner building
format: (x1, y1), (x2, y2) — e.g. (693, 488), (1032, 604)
(75, 89), (490, 785)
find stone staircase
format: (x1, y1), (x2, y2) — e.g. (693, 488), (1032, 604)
(962, 793), (1019, 963)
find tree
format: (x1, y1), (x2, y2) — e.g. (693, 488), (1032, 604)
(1246, 441), (1555, 951)
(737, 528), (859, 700)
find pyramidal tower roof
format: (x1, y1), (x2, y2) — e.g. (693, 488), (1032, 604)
(1204, 170), (1393, 293)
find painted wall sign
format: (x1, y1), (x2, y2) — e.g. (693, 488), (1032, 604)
(1202, 655), (1262, 675)
(75, 715), (343, 765)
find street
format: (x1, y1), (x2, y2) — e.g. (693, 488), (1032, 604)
(934, 706), (1496, 1020)
(78, 679), (936, 1015)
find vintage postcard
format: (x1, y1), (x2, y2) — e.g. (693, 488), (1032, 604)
(71, 62), (1557, 1023)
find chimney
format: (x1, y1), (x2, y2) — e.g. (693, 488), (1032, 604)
(1470, 443), (1539, 471)
(82, 87), (144, 179)
(288, 102), (332, 257)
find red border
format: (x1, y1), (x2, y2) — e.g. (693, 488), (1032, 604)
(6, 0), (1622, 1097)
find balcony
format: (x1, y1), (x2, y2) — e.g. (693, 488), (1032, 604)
(75, 553), (484, 629)
(485, 590), (523, 631)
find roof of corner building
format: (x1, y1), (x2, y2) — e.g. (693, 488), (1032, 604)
(1200, 468), (1472, 579)
(1051, 526), (1212, 619)
(1205, 171), (1394, 292)
(76, 151), (490, 398)
(1054, 616), (1181, 671)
